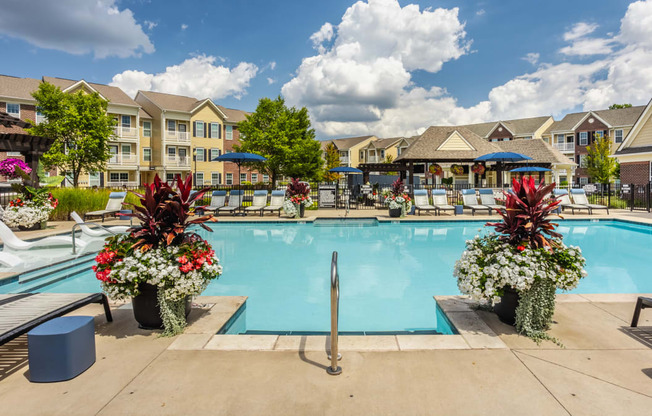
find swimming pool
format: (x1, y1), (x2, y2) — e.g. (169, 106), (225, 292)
(1, 219), (650, 334)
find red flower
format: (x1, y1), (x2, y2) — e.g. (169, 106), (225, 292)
(180, 263), (193, 273)
(517, 245), (525, 252)
(177, 255), (188, 264)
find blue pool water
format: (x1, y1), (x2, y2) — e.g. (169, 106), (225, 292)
(1, 219), (651, 334)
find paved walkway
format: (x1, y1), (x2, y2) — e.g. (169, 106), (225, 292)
(1, 295), (651, 415)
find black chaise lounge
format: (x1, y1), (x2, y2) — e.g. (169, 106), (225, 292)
(630, 296), (652, 327)
(0, 292), (113, 345)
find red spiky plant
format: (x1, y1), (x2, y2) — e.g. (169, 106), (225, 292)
(487, 176), (562, 250)
(122, 174), (216, 250)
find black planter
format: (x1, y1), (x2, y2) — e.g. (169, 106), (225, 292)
(494, 287), (520, 325)
(299, 204), (305, 218)
(18, 221), (46, 231)
(389, 207), (402, 218)
(132, 283), (191, 329)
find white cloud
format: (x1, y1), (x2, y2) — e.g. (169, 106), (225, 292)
(144, 20), (157, 30)
(522, 53), (540, 65)
(181, 24), (189, 31)
(563, 22), (598, 41)
(269, 61), (277, 70)
(111, 54), (258, 100)
(476, 9), (485, 16)
(559, 37), (614, 56)
(267, 77), (276, 85)
(0, 0), (154, 58)
(310, 23), (334, 53)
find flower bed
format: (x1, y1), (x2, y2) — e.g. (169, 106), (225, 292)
(283, 178), (313, 218)
(3, 198), (56, 229)
(383, 178), (412, 217)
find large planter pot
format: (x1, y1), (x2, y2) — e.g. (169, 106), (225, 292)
(388, 207), (402, 218)
(299, 203), (305, 218)
(132, 283), (192, 329)
(18, 221), (45, 231)
(494, 286), (520, 325)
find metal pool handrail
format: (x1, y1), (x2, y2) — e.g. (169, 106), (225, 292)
(327, 251), (342, 375)
(71, 223), (117, 254)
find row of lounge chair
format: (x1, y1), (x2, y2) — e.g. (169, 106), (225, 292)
(203, 190), (285, 217)
(553, 189), (609, 215)
(413, 189), (501, 216)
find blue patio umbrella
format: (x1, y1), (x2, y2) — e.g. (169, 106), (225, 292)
(510, 166), (551, 172)
(329, 166), (363, 174)
(475, 152), (532, 187)
(213, 152), (267, 213)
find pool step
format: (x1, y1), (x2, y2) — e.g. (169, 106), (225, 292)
(18, 256), (95, 284)
(15, 260), (95, 293)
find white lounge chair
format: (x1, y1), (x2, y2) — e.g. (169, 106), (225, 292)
(204, 191), (227, 214)
(553, 189), (590, 214)
(462, 189), (492, 216)
(479, 189), (504, 212)
(262, 190), (285, 217)
(413, 189), (436, 216)
(245, 190), (268, 216)
(217, 190), (243, 216)
(0, 221), (86, 251)
(84, 192), (126, 222)
(570, 189), (609, 215)
(70, 211), (130, 238)
(0, 252), (22, 268)
(432, 189), (456, 216)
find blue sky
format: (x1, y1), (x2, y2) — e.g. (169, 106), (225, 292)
(1, 0), (650, 139)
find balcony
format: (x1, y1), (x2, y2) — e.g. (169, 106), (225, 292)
(112, 126), (138, 140)
(367, 156), (380, 163)
(339, 156), (349, 164)
(553, 142), (575, 152)
(108, 154), (138, 167)
(165, 131), (190, 142)
(166, 156), (191, 168)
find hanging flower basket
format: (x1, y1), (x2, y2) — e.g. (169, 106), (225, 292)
(472, 163), (486, 175)
(429, 164), (443, 176)
(450, 164), (464, 175)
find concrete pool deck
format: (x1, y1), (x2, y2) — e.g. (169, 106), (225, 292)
(2, 294), (652, 415)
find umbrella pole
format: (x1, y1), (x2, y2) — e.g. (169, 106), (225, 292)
(238, 162), (243, 214)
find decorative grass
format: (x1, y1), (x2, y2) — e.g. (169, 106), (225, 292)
(50, 188), (142, 221)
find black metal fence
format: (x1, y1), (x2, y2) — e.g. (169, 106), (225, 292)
(1, 181), (651, 212)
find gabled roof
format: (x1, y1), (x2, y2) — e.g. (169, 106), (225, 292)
(396, 126), (500, 161)
(372, 137), (405, 149)
(139, 108), (152, 119)
(325, 135), (376, 151)
(497, 139), (575, 166)
(462, 116), (552, 137)
(43, 76), (138, 107)
(570, 111), (612, 130)
(217, 105), (250, 124)
(0, 75), (41, 101)
(616, 99), (652, 152)
(544, 105), (645, 134)
(136, 90), (226, 118)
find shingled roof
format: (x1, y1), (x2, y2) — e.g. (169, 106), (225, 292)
(136, 90), (204, 112)
(462, 116), (552, 137)
(217, 105), (250, 123)
(497, 139), (575, 166)
(544, 106), (646, 133)
(0, 75), (41, 100)
(43, 76), (139, 107)
(323, 135), (376, 151)
(396, 126), (500, 161)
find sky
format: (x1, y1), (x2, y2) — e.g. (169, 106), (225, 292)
(1, 0), (652, 139)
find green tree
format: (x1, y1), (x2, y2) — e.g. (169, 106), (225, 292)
(608, 103), (632, 110)
(323, 142), (340, 181)
(235, 96), (323, 185)
(383, 154), (397, 175)
(28, 82), (115, 187)
(586, 136), (619, 184)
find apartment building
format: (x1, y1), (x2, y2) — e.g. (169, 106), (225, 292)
(217, 106), (264, 185)
(462, 116), (554, 142)
(615, 100), (652, 184)
(321, 135), (378, 168)
(541, 106), (645, 184)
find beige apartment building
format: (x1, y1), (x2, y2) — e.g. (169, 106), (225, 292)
(321, 135), (378, 168)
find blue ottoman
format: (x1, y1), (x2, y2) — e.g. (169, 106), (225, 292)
(28, 316), (96, 382)
(455, 205), (463, 215)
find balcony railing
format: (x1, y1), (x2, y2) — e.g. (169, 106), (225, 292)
(166, 156), (191, 167)
(367, 156), (379, 163)
(112, 126), (138, 139)
(106, 181), (138, 188)
(553, 142), (575, 152)
(339, 157), (349, 164)
(108, 154), (138, 166)
(165, 131), (190, 142)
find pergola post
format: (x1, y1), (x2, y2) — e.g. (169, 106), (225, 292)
(408, 162), (414, 186)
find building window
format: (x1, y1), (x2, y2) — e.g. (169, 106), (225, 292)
(195, 172), (204, 186)
(594, 130), (604, 140)
(121, 115), (131, 128)
(195, 147), (205, 162)
(6, 152), (21, 156)
(168, 147), (176, 158)
(210, 148), (220, 161)
(523, 136), (532, 140)
(226, 125), (233, 140)
(210, 123), (220, 138)
(615, 129), (624, 143)
(359, 151), (364, 160)
(491, 139), (499, 142)
(226, 173), (233, 185)
(6, 103), (19, 117)
(503, 137), (511, 141)
(143, 147), (151, 162)
(36, 109), (46, 124)
(167, 120), (175, 132)
(263, 174), (269, 183)
(211, 172), (221, 185)
(579, 177), (588, 186)
(143, 121), (151, 137)
(252, 173), (258, 183)
(579, 132), (588, 145)
(121, 144), (131, 155)
(166, 173), (176, 183)
(110, 172), (129, 182)
(240, 173), (247, 183)
(195, 121), (205, 138)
